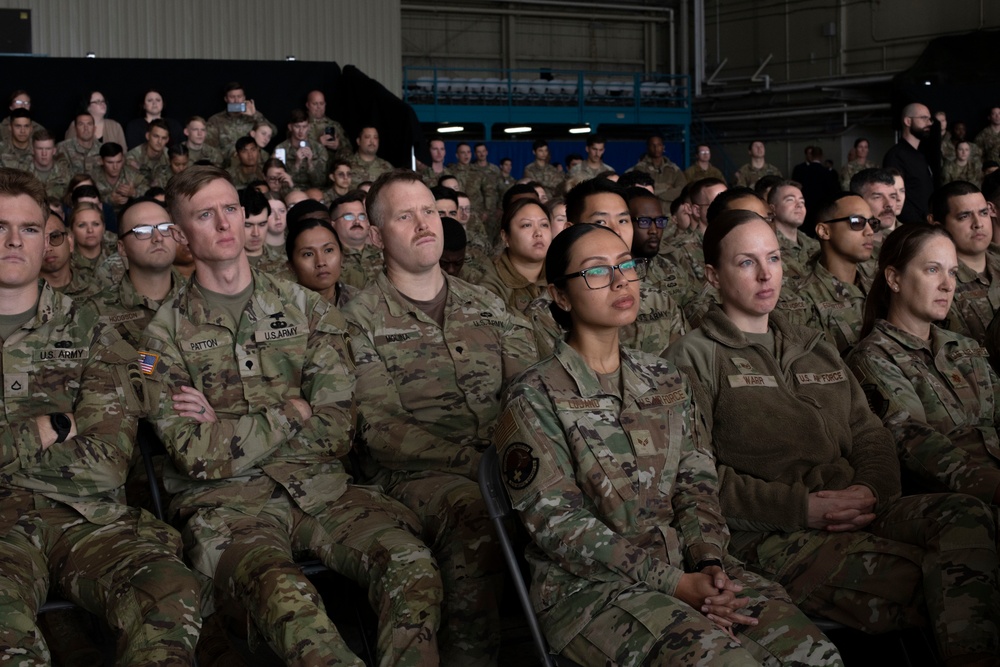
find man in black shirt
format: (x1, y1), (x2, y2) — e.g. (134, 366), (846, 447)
(883, 102), (934, 224)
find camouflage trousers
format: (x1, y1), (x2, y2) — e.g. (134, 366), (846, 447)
(731, 493), (1000, 662)
(385, 469), (503, 667)
(559, 563), (842, 666)
(0, 506), (201, 666)
(182, 486), (442, 667)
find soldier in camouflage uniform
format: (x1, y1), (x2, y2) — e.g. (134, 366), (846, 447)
(125, 119), (172, 189)
(500, 222), (842, 666)
(142, 166), (443, 666)
(0, 168), (202, 665)
(767, 181), (819, 280)
(625, 186), (698, 309)
(929, 181), (1000, 344)
(181, 116), (224, 167)
(0, 109), (33, 170)
(348, 127), (393, 188)
(626, 135), (686, 207)
(305, 91), (351, 161)
(568, 135), (615, 181)
(847, 225), (1000, 507)
(40, 210), (101, 300)
(684, 144), (726, 183)
(478, 198), (550, 315)
(92, 143), (148, 211)
(330, 192), (383, 289)
(472, 144), (502, 217)
(522, 140), (565, 200)
(276, 110), (329, 190)
(667, 210), (1000, 665)
(975, 107), (1000, 164)
(27, 129), (71, 199)
(839, 138), (878, 190)
(783, 194), (877, 356)
(205, 82), (275, 155)
(344, 170), (537, 666)
(445, 143), (489, 217)
(56, 111), (103, 176)
(732, 141), (783, 189)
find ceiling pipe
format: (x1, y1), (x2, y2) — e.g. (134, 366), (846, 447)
(699, 102), (890, 123)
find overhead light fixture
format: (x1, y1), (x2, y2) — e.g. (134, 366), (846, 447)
(923, 80), (931, 86)
(85, 52), (96, 58)
(286, 55), (296, 61)
(437, 125), (465, 133)
(504, 126), (532, 134)
(569, 125), (591, 134)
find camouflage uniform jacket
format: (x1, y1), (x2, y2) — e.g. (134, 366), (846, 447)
(0, 118), (43, 144)
(646, 247), (698, 308)
(91, 166), (148, 208)
(418, 164), (450, 189)
(568, 161), (615, 180)
(141, 269), (356, 518)
(522, 162), (564, 198)
(942, 159), (982, 187)
(0, 141), (31, 170)
(339, 244), (384, 290)
(348, 153), (393, 188)
(847, 319), (1000, 503)
(838, 160), (878, 190)
(307, 116), (351, 160)
(125, 145), (171, 188)
(205, 110), (273, 152)
(792, 257), (871, 356)
(777, 232), (819, 282)
(49, 269), (102, 301)
(227, 165), (264, 189)
(55, 138), (102, 175)
(444, 162), (487, 214)
(275, 138), (329, 189)
(527, 284), (686, 360)
(682, 164), (725, 184)
(627, 156), (686, 205)
(28, 161), (72, 199)
(343, 271), (537, 480)
(182, 142), (224, 167)
(674, 226), (706, 282)
(0, 283), (144, 535)
(975, 126), (1000, 163)
(248, 248), (295, 282)
(942, 255), (1000, 344)
(479, 250), (546, 315)
(474, 162), (502, 214)
(495, 340), (729, 650)
(94, 270), (183, 348)
(664, 306), (901, 533)
(732, 162), (782, 189)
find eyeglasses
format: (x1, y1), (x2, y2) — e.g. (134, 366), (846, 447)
(560, 258), (647, 289)
(458, 206), (471, 214)
(89, 99), (107, 105)
(12, 100), (29, 107)
(334, 213), (367, 223)
(823, 215), (880, 232)
(908, 115), (931, 121)
(46, 231), (68, 246)
(632, 216), (668, 229)
(120, 222), (174, 240)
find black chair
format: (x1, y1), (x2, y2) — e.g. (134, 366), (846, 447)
(478, 447), (583, 667)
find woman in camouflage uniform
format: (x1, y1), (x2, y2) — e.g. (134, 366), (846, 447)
(495, 223), (841, 666)
(480, 198), (552, 315)
(848, 224), (1000, 506)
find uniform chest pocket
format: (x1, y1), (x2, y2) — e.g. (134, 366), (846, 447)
(570, 413), (637, 502)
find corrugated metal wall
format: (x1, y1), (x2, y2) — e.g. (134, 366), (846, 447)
(0, 0), (403, 93)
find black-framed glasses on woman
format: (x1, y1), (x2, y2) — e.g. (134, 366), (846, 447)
(632, 216), (668, 229)
(560, 258), (647, 289)
(823, 215), (880, 232)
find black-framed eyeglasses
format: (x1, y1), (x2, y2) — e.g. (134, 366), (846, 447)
(560, 258), (647, 289)
(633, 216), (668, 229)
(120, 223), (174, 240)
(334, 213), (368, 223)
(46, 231), (67, 246)
(823, 215), (880, 232)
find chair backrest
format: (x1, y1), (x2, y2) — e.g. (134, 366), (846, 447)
(479, 447), (569, 667)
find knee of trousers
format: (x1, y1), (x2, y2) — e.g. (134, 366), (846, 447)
(107, 553), (203, 648)
(921, 493), (998, 552)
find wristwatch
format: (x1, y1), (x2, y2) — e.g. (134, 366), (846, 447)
(49, 413), (71, 444)
(694, 558), (724, 572)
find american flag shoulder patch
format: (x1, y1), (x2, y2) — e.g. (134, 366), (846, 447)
(138, 351), (159, 376)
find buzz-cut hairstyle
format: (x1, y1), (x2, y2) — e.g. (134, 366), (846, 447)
(585, 134), (606, 147)
(748, 139), (764, 151)
(186, 115), (207, 126)
(69, 201), (105, 226)
(330, 190), (367, 214)
(147, 118), (170, 134)
(765, 179), (803, 207)
(223, 81), (245, 95)
(849, 168), (895, 196)
(165, 165), (234, 222)
(75, 111), (94, 124)
(119, 196), (168, 231)
(456, 142), (471, 150)
(706, 186), (760, 225)
(430, 185), (459, 206)
(564, 176), (627, 224)
(473, 143), (487, 151)
(687, 177), (726, 203)
(365, 169), (424, 229)
(930, 180), (983, 224)
(813, 192), (859, 228)
(0, 167), (47, 218)
(31, 128), (53, 144)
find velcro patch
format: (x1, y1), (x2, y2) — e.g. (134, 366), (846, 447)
(727, 374), (778, 388)
(948, 347), (989, 361)
(795, 370), (846, 385)
(502, 442), (539, 490)
(138, 351), (159, 376)
(635, 390), (686, 409)
(862, 384), (888, 419)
